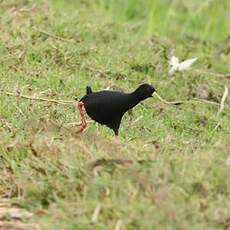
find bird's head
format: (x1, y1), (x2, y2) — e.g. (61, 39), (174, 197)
(134, 83), (156, 100)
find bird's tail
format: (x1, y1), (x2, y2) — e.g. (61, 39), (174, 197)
(86, 86), (92, 94)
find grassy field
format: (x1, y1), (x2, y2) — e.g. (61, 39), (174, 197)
(0, 0), (230, 229)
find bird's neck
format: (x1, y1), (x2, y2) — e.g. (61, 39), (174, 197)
(125, 92), (143, 110)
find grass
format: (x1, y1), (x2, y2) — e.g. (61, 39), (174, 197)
(0, 0), (230, 229)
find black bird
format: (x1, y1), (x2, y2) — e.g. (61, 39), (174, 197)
(76, 84), (156, 135)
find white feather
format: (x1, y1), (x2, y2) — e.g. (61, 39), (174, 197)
(168, 56), (198, 75)
(168, 66), (177, 76)
(169, 56), (179, 67)
(178, 58), (198, 71)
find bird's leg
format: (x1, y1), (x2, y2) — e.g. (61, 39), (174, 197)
(113, 129), (121, 145)
(75, 101), (87, 133)
(114, 135), (121, 145)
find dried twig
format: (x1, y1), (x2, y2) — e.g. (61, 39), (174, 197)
(154, 92), (219, 106)
(195, 69), (230, 79)
(12, 103), (26, 117)
(64, 121), (94, 127)
(2, 89), (222, 114)
(217, 85), (229, 116)
(91, 204), (101, 223)
(115, 220), (123, 230)
(1, 91), (74, 105)
(32, 27), (73, 43)
(213, 120), (222, 131)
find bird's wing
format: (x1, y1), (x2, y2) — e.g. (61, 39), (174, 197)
(168, 56), (179, 75)
(84, 91), (126, 114)
(169, 56), (179, 67)
(168, 66), (177, 76)
(178, 57), (198, 71)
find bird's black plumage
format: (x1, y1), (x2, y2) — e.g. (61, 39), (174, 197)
(79, 84), (156, 135)
(86, 86), (92, 95)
